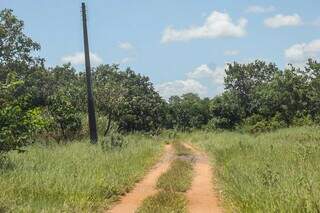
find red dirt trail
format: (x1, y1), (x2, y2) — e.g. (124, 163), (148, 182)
(184, 143), (223, 213)
(107, 144), (174, 213)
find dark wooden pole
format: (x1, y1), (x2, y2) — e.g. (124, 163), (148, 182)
(82, 2), (98, 144)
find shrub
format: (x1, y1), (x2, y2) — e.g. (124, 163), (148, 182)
(291, 113), (314, 127)
(0, 106), (47, 153)
(0, 73), (47, 153)
(47, 91), (82, 141)
(206, 117), (233, 130)
(242, 114), (286, 134)
(101, 129), (127, 151)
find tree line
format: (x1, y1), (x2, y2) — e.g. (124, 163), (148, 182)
(1, 9), (320, 153)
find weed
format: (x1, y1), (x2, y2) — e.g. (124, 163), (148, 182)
(136, 191), (187, 213)
(157, 159), (193, 192)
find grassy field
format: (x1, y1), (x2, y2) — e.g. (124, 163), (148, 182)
(0, 135), (163, 212)
(184, 126), (320, 212)
(2, 127), (320, 212)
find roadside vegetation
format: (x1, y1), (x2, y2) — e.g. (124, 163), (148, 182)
(0, 136), (162, 212)
(185, 126), (320, 212)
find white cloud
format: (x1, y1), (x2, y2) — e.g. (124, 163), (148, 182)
(264, 14), (303, 28)
(119, 42), (134, 50)
(187, 64), (226, 85)
(156, 64), (227, 99)
(285, 39), (320, 67)
(156, 79), (207, 99)
(245, 5), (275, 14)
(161, 11), (247, 43)
(61, 52), (103, 66)
(118, 57), (133, 64)
(224, 50), (239, 56)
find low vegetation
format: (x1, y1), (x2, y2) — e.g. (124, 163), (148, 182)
(186, 126), (320, 212)
(0, 136), (162, 212)
(157, 159), (193, 192)
(138, 142), (193, 213)
(136, 191), (187, 213)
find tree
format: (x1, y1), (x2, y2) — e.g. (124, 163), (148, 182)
(0, 9), (43, 81)
(48, 64), (87, 112)
(167, 93), (210, 131)
(0, 73), (46, 153)
(47, 89), (82, 141)
(95, 65), (128, 136)
(0, 9), (48, 152)
(209, 92), (242, 129)
(94, 65), (166, 133)
(224, 60), (280, 117)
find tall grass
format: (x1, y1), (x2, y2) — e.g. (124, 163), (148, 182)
(184, 126), (320, 212)
(0, 135), (162, 212)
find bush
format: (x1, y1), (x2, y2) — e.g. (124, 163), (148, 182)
(242, 114), (286, 134)
(0, 73), (47, 153)
(0, 106), (47, 153)
(291, 113), (314, 127)
(47, 92), (82, 141)
(206, 117), (233, 130)
(101, 130), (127, 151)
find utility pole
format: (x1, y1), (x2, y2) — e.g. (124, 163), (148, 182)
(81, 2), (98, 144)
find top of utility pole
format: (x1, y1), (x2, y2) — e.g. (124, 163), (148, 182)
(81, 2), (98, 144)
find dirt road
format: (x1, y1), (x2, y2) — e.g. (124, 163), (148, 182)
(185, 143), (223, 213)
(107, 144), (174, 213)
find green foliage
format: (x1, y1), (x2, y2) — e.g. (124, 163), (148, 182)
(292, 113), (315, 127)
(209, 92), (242, 129)
(94, 64), (166, 133)
(207, 117), (232, 130)
(101, 130), (127, 151)
(224, 60), (280, 117)
(240, 114), (286, 134)
(167, 93), (210, 131)
(0, 106), (46, 153)
(0, 73), (47, 153)
(47, 90), (82, 141)
(0, 9), (41, 68)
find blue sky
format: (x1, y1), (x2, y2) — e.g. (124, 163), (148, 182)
(2, 0), (320, 98)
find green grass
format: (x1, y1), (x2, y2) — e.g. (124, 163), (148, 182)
(157, 159), (193, 192)
(183, 126), (320, 212)
(0, 135), (162, 212)
(136, 191), (187, 213)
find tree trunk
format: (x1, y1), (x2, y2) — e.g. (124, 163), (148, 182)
(104, 113), (112, 136)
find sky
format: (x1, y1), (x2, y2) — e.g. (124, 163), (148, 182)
(2, 0), (320, 99)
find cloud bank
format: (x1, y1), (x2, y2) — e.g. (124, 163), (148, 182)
(162, 11), (247, 43)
